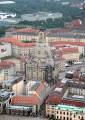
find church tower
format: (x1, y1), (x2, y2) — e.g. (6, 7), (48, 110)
(38, 31), (47, 43)
(36, 30), (52, 61)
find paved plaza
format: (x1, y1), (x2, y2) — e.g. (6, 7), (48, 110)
(0, 115), (48, 120)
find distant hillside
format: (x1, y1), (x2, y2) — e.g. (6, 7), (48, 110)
(0, 0), (83, 29)
(0, 0), (82, 14)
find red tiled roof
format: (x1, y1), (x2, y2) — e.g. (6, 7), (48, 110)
(46, 94), (62, 104)
(0, 37), (36, 47)
(62, 99), (85, 107)
(46, 95), (85, 107)
(15, 42), (35, 47)
(11, 95), (40, 105)
(36, 81), (46, 96)
(51, 41), (85, 46)
(59, 47), (79, 54)
(52, 44), (66, 49)
(71, 19), (82, 27)
(0, 37), (17, 43)
(0, 61), (15, 69)
(16, 28), (39, 33)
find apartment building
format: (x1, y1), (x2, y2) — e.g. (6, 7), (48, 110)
(0, 61), (16, 81)
(46, 104), (85, 120)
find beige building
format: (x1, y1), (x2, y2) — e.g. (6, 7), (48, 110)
(12, 43), (35, 57)
(46, 101), (85, 120)
(46, 104), (85, 120)
(0, 61), (16, 82)
(59, 47), (80, 63)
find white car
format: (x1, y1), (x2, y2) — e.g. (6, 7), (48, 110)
(65, 63), (70, 67)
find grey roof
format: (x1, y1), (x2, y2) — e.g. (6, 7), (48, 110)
(13, 32), (38, 36)
(3, 76), (23, 86)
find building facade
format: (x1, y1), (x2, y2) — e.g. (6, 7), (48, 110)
(46, 104), (85, 120)
(0, 61), (16, 81)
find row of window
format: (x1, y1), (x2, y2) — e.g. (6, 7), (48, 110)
(47, 109), (81, 119)
(56, 115), (81, 120)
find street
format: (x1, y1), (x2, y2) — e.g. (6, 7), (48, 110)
(0, 115), (48, 120)
(59, 62), (85, 79)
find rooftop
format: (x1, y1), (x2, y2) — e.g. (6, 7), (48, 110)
(29, 82), (40, 91)
(59, 47), (79, 54)
(51, 41), (85, 47)
(6, 105), (31, 111)
(3, 76), (23, 86)
(56, 104), (85, 113)
(66, 70), (75, 74)
(11, 95), (40, 105)
(0, 89), (14, 102)
(16, 28), (39, 33)
(0, 89), (10, 98)
(0, 37), (36, 47)
(0, 61), (15, 69)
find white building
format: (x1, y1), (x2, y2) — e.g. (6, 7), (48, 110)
(0, 43), (12, 59)
(55, 104), (85, 120)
